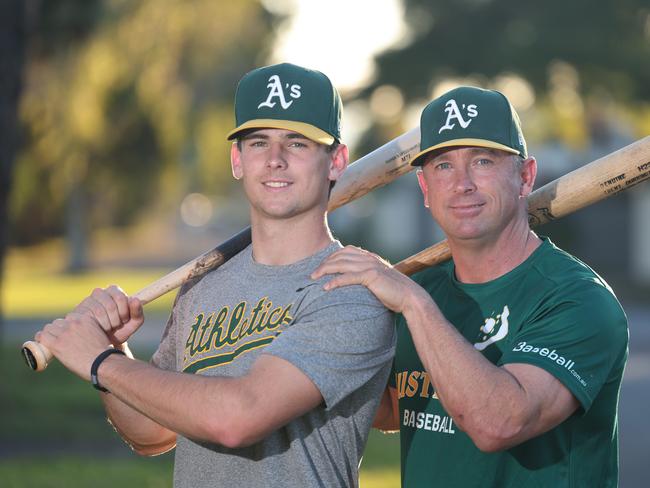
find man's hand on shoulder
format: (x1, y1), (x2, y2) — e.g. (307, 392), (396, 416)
(311, 245), (431, 315)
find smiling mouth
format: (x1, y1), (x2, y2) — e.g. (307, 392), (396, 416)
(264, 181), (291, 188)
(452, 203), (484, 209)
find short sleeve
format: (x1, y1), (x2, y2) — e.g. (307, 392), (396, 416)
(150, 282), (194, 372)
(388, 358), (397, 388)
(150, 312), (177, 371)
(264, 284), (396, 409)
(388, 315), (406, 389)
(500, 281), (628, 412)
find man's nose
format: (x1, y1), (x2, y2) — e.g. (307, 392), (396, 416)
(453, 166), (476, 193)
(267, 143), (287, 169)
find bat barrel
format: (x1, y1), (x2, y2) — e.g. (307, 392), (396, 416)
(134, 227), (252, 304)
(328, 126), (420, 211)
(527, 136), (650, 226)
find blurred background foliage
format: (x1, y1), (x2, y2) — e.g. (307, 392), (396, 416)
(355, 0), (650, 155)
(4, 0), (649, 274)
(332, 0), (650, 280)
(10, 0), (277, 265)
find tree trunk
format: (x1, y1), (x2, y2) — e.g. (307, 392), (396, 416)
(66, 182), (88, 273)
(0, 0), (26, 344)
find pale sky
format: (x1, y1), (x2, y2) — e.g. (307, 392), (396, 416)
(267, 0), (408, 93)
(263, 0), (409, 147)
(265, 2), (539, 148)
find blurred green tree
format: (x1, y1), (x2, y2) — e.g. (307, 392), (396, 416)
(0, 0), (25, 336)
(376, 0), (649, 100)
(12, 0), (277, 270)
(341, 0), (649, 263)
(361, 0), (650, 147)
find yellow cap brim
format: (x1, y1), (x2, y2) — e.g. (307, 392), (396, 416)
(411, 138), (520, 166)
(226, 119), (335, 145)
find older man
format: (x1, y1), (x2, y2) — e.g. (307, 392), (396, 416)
(314, 86), (628, 487)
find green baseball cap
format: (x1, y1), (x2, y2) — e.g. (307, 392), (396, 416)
(226, 63), (342, 145)
(411, 86), (527, 166)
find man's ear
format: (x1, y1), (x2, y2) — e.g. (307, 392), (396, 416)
(519, 157), (537, 198)
(231, 142), (243, 180)
(327, 144), (349, 182)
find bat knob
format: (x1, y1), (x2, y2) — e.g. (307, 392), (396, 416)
(21, 341), (51, 372)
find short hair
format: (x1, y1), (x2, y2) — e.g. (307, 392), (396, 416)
(512, 154), (525, 168)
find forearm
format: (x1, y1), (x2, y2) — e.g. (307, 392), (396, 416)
(101, 389), (177, 455)
(38, 299), (309, 449)
(97, 355), (246, 448)
(402, 296), (535, 450)
(372, 387), (399, 432)
(311, 246), (576, 449)
(97, 344), (176, 454)
(95, 352), (320, 450)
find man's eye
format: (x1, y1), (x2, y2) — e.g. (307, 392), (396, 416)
(476, 158), (493, 166)
(435, 162), (451, 170)
(289, 141), (308, 148)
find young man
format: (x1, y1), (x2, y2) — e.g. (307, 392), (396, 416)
(35, 63), (395, 487)
(314, 86), (629, 487)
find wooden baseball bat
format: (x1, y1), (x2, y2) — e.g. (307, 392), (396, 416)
(21, 127), (422, 371)
(395, 135), (650, 276)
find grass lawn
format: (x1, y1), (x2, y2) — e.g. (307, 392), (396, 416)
(0, 457), (174, 488)
(0, 342), (399, 486)
(3, 265), (176, 318)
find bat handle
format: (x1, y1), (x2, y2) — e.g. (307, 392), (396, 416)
(21, 340), (53, 372)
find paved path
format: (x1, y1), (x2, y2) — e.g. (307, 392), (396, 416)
(617, 303), (650, 488)
(3, 312), (170, 351)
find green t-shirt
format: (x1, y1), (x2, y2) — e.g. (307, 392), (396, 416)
(392, 237), (628, 487)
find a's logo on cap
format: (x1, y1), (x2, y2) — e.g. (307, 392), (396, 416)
(438, 99), (478, 134)
(257, 75), (302, 110)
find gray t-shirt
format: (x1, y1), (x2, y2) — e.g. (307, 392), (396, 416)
(152, 241), (396, 487)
